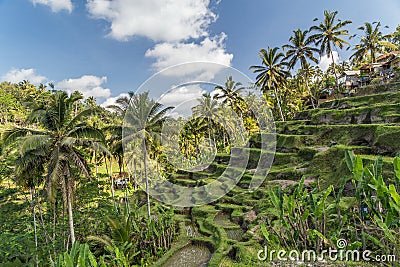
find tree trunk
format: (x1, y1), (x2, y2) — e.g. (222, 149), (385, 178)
(93, 150), (98, 178)
(109, 157), (117, 211)
(53, 200), (57, 257)
(330, 51), (340, 96)
(118, 155), (123, 175)
(61, 173), (75, 246)
(305, 78), (316, 108)
(273, 87), (285, 121)
(35, 190), (53, 262)
(143, 139), (151, 218)
(30, 187), (39, 267)
(67, 180), (76, 245)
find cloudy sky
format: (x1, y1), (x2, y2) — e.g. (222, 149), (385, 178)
(0, 0), (399, 106)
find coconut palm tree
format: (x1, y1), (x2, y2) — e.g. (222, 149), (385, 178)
(309, 10), (352, 90)
(350, 22), (397, 64)
(107, 91), (135, 116)
(283, 29), (320, 107)
(214, 76), (245, 114)
(105, 91), (134, 201)
(250, 47), (290, 121)
(124, 92), (173, 218)
(192, 93), (222, 138)
(283, 29), (320, 69)
(2, 90), (106, 245)
(179, 118), (208, 157)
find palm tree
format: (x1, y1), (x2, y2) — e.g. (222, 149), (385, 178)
(283, 29), (320, 69)
(192, 94), (222, 138)
(392, 24), (400, 49)
(283, 29), (320, 107)
(179, 118), (208, 157)
(107, 91), (135, 116)
(309, 10), (352, 90)
(214, 76), (245, 113)
(105, 91), (134, 202)
(250, 47), (290, 121)
(2, 91), (106, 245)
(350, 22), (397, 64)
(124, 92), (172, 218)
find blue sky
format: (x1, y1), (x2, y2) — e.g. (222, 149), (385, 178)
(0, 0), (399, 107)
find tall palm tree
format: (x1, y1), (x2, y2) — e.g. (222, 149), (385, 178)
(192, 93), (222, 138)
(283, 29), (320, 107)
(283, 29), (320, 69)
(250, 47), (290, 121)
(124, 92), (172, 218)
(309, 10), (352, 90)
(2, 91), (106, 245)
(105, 91), (134, 199)
(214, 76), (245, 114)
(350, 22), (397, 64)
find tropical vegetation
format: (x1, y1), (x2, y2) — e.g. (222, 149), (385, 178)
(0, 10), (400, 267)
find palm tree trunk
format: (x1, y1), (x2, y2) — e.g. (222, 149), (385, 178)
(30, 187), (39, 267)
(93, 150), (98, 178)
(305, 78), (316, 108)
(330, 51), (340, 96)
(143, 139), (151, 218)
(61, 174), (75, 245)
(52, 200), (57, 257)
(109, 157), (117, 211)
(35, 191), (53, 262)
(273, 88), (285, 121)
(118, 155), (123, 175)
(67, 181), (75, 245)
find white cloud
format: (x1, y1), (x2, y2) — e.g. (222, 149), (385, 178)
(86, 0), (232, 81)
(145, 34), (233, 79)
(2, 68), (47, 84)
(100, 93), (129, 108)
(158, 85), (205, 118)
(86, 0), (216, 42)
(57, 75), (111, 101)
(319, 51), (340, 72)
(31, 0), (73, 13)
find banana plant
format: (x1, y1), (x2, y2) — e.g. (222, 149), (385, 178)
(345, 151), (400, 256)
(54, 242), (105, 267)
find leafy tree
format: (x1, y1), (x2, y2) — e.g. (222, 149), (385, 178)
(283, 29), (320, 107)
(214, 76), (245, 114)
(124, 92), (172, 218)
(350, 22), (397, 64)
(283, 29), (319, 69)
(107, 91), (135, 116)
(310, 10), (352, 90)
(2, 91), (106, 245)
(250, 47), (290, 121)
(192, 93), (222, 137)
(392, 24), (400, 48)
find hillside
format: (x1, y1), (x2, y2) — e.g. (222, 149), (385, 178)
(153, 80), (400, 266)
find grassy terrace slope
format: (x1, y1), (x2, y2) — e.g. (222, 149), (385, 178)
(155, 80), (400, 266)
